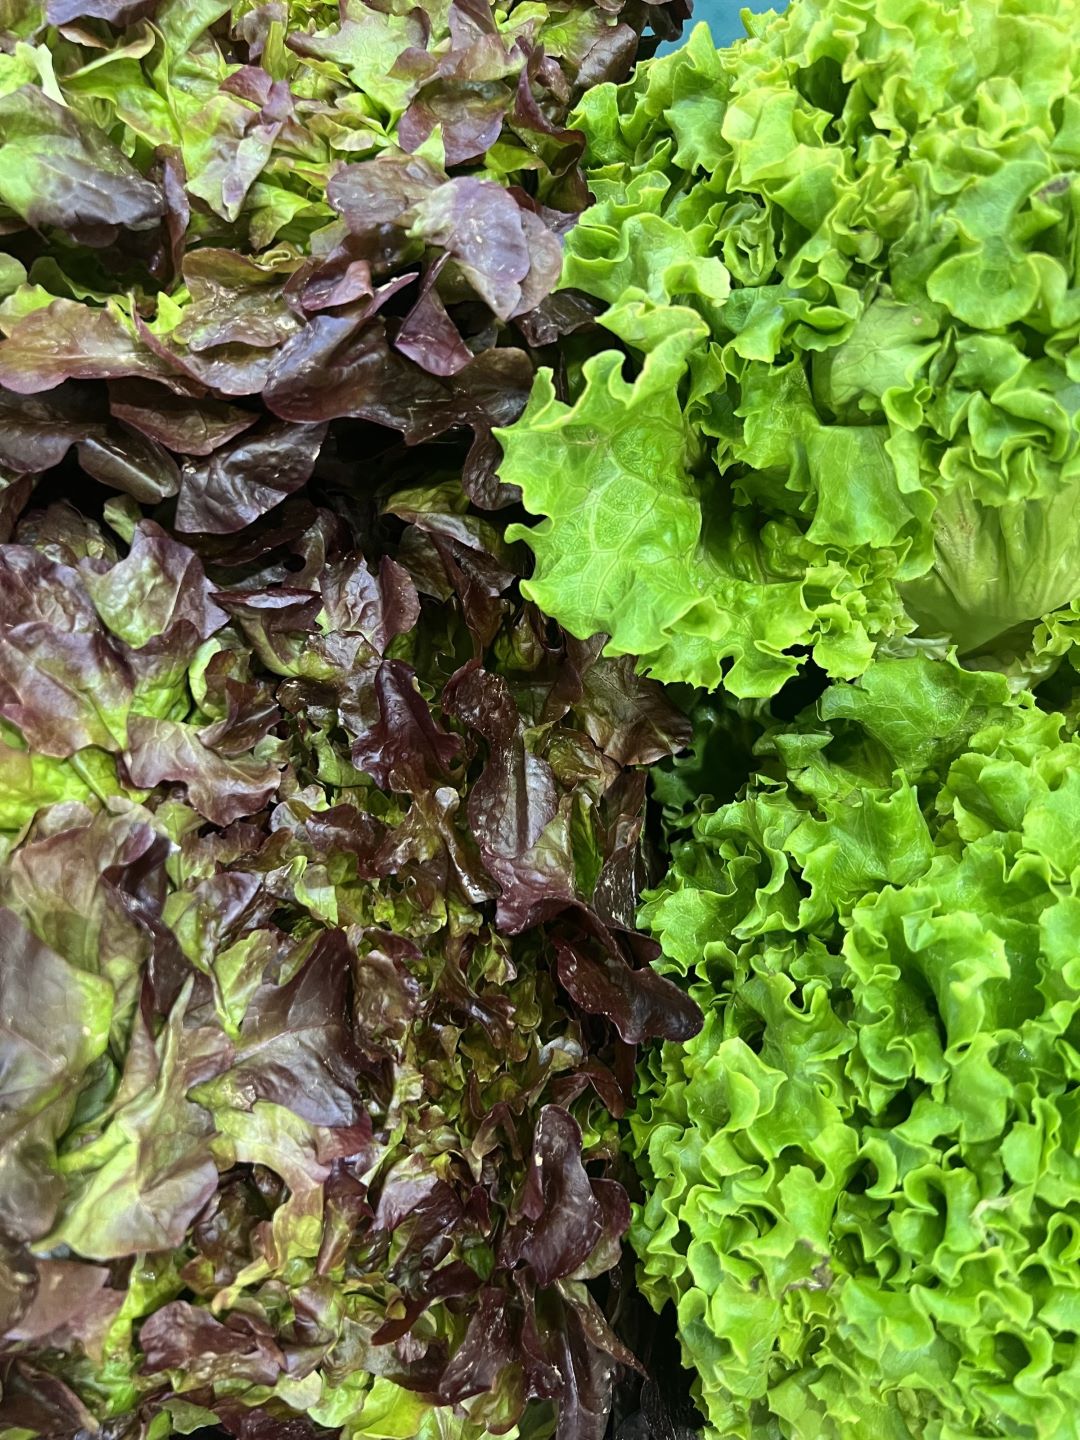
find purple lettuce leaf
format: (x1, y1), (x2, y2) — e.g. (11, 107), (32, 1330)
(0, 301), (180, 394)
(107, 381), (258, 458)
(76, 422), (182, 506)
(0, 384), (101, 476)
(123, 716), (282, 825)
(200, 931), (378, 1128)
(0, 546), (132, 756)
(500, 1107), (608, 1287)
(411, 179), (564, 321)
(140, 1301), (285, 1388)
(347, 659), (464, 792)
(175, 422), (327, 535)
(3, 1260), (123, 1362)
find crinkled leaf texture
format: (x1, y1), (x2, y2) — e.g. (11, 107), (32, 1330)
(498, 0), (1080, 695)
(634, 654), (1080, 1439)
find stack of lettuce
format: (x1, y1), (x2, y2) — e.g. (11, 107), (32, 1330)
(0, 1), (700, 1438)
(499, 0), (1080, 1435)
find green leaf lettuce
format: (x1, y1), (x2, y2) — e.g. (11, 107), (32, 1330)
(499, 0), (1080, 695)
(632, 655), (1080, 1438)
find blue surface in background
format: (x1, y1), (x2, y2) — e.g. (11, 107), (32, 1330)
(655, 0), (760, 52)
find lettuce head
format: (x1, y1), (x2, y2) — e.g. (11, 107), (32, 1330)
(498, 0), (1080, 695)
(633, 654), (1080, 1438)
